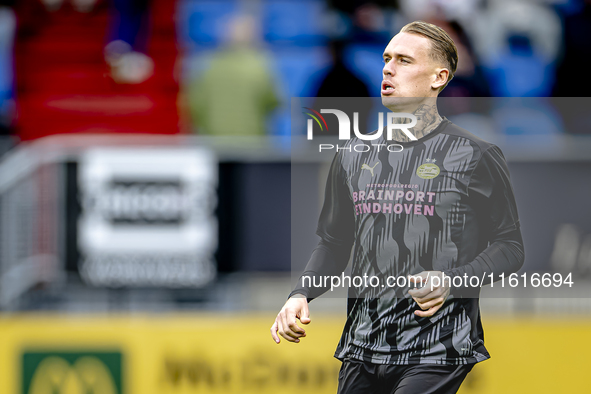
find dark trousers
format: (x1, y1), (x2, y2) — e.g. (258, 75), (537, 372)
(337, 359), (474, 394)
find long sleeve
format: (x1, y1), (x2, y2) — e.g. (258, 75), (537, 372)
(289, 237), (353, 301)
(442, 229), (524, 295)
(443, 145), (525, 294)
(289, 151), (356, 301)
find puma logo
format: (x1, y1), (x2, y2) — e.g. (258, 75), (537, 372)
(361, 161), (380, 177)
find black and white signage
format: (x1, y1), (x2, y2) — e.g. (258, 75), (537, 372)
(78, 148), (217, 287)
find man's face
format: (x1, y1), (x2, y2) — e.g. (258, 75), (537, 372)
(381, 32), (445, 111)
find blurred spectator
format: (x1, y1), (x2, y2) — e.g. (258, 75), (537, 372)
(312, 39), (373, 135)
(104, 0), (154, 84)
(326, 0), (398, 18)
(314, 40), (370, 98)
(0, 0), (16, 137)
(554, 0), (591, 97)
(432, 19), (491, 131)
(438, 20), (490, 97)
(553, 0), (591, 134)
(187, 14), (279, 136)
(325, 0), (362, 15)
(325, 1), (395, 43)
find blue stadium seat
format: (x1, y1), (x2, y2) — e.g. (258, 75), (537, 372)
(262, 0), (327, 45)
(485, 53), (555, 97)
(266, 46), (330, 138)
(176, 0), (239, 49)
(484, 35), (556, 97)
(270, 46), (330, 98)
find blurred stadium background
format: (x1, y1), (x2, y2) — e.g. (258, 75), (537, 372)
(0, 0), (591, 393)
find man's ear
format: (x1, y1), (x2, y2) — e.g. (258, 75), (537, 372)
(432, 68), (450, 90)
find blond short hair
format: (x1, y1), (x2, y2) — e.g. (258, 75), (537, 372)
(400, 21), (458, 90)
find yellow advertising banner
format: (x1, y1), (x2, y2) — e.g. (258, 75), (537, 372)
(0, 314), (589, 394)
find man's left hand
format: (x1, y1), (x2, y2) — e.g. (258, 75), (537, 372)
(408, 271), (450, 318)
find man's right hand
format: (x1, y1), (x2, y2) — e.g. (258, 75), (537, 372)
(270, 295), (311, 344)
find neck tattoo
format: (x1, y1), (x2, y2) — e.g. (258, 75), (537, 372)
(389, 104), (442, 143)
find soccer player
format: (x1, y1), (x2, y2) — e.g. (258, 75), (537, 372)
(270, 21), (524, 394)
